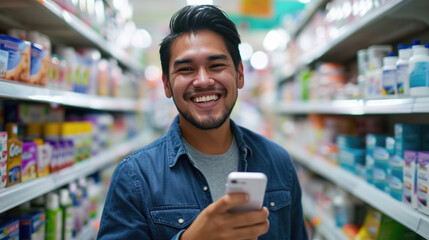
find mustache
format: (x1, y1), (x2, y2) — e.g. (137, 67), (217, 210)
(183, 87), (227, 99)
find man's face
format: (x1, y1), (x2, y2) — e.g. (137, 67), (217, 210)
(162, 30), (244, 130)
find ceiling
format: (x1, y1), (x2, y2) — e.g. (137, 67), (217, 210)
(129, 0), (307, 54)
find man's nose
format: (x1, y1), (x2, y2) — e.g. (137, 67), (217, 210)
(193, 68), (215, 88)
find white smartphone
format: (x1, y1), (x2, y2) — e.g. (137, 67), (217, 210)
(226, 172), (267, 213)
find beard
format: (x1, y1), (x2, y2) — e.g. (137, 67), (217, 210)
(171, 85), (238, 130)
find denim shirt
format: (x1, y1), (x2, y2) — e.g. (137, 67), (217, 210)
(97, 116), (308, 240)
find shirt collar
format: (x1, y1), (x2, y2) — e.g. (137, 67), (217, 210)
(167, 115), (252, 168)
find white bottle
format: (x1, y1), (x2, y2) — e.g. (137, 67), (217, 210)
(396, 44), (411, 95)
(382, 52), (398, 95)
(409, 39), (429, 96)
(60, 189), (74, 240)
(46, 192), (63, 240)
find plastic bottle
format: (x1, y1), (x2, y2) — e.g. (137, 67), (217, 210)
(6, 123), (22, 187)
(46, 192), (63, 240)
(78, 178), (90, 226)
(382, 52), (398, 95)
(69, 182), (82, 237)
(60, 188), (73, 240)
(396, 44), (411, 95)
(409, 39), (429, 96)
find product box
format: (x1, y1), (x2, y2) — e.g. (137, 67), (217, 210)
(34, 140), (52, 178)
(417, 151), (429, 215)
(19, 210), (46, 240)
(395, 124), (420, 158)
(365, 134), (386, 184)
(21, 142), (37, 182)
(0, 218), (19, 240)
(339, 147), (365, 175)
(336, 135), (362, 149)
(0, 34), (31, 82)
(30, 43), (48, 86)
(0, 132), (7, 162)
(403, 150), (418, 208)
(0, 49), (8, 78)
(373, 147), (390, 192)
(387, 155), (403, 201)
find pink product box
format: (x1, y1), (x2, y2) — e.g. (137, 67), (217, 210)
(22, 142), (38, 182)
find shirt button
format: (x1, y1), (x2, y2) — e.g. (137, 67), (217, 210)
(178, 218), (184, 224)
(203, 186), (208, 192)
(270, 202), (276, 207)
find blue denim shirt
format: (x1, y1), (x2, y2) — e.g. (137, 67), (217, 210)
(97, 116), (308, 240)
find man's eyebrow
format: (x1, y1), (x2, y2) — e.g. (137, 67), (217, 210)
(208, 54), (228, 61)
(172, 58), (192, 69)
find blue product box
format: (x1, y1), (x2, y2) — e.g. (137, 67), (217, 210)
(336, 135), (362, 149)
(395, 124), (420, 158)
(339, 147), (365, 174)
(0, 219), (19, 240)
(403, 150), (418, 208)
(373, 147), (390, 191)
(388, 155), (403, 201)
(385, 136), (396, 156)
(19, 210), (46, 240)
(365, 134), (386, 184)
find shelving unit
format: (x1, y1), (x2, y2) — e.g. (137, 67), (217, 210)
(0, 79), (147, 111)
(0, 130), (154, 214)
(0, 0), (143, 73)
(302, 195), (349, 240)
(274, 97), (429, 115)
(273, 0), (429, 239)
(280, 140), (429, 239)
(279, 0), (429, 83)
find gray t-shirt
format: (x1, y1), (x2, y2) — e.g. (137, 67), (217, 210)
(183, 136), (238, 201)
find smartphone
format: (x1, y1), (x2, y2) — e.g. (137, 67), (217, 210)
(226, 172), (267, 213)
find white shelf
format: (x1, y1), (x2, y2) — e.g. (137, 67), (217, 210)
(302, 195), (349, 240)
(279, 0), (429, 84)
(0, 79), (146, 111)
(274, 97), (429, 115)
(0, 0), (143, 73)
(282, 140), (429, 239)
(0, 130), (154, 214)
(289, 0), (329, 38)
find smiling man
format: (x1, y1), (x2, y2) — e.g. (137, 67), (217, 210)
(97, 5), (308, 240)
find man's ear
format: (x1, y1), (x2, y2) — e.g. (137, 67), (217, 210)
(162, 73), (172, 98)
(237, 62), (244, 89)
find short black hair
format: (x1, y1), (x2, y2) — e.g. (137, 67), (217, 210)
(159, 5), (241, 81)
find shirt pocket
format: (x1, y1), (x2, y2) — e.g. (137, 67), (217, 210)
(150, 206), (200, 239)
(262, 190), (291, 240)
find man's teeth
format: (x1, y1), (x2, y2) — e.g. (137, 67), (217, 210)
(193, 95), (219, 103)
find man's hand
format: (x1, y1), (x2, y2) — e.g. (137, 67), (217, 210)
(180, 193), (269, 240)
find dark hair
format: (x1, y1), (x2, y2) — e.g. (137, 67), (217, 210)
(159, 5), (241, 81)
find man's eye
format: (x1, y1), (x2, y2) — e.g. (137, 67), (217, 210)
(178, 67), (192, 72)
(211, 64), (224, 69)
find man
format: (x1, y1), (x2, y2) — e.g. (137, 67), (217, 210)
(97, 5), (308, 240)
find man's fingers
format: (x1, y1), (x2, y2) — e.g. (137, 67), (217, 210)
(207, 193), (249, 214)
(229, 207), (269, 228)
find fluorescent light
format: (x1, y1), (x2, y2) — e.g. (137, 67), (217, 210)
(239, 42), (253, 61)
(250, 51), (269, 70)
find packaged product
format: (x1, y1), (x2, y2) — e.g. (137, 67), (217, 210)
(0, 34), (31, 82)
(6, 123), (22, 187)
(30, 43), (49, 86)
(0, 49), (8, 78)
(18, 210), (46, 240)
(0, 218), (19, 239)
(21, 142), (38, 182)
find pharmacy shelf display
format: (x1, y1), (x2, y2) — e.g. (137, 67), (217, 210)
(0, 79), (146, 112)
(282, 140), (429, 239)
(280, 0), (429, 83)
(0, 130), (154, 214)
(302, 195), (349, 240)
(274, 97), (429, 115)
(0, 0), (143, 73)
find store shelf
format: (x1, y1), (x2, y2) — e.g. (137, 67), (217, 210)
(302, 195), (349, 240)
(0, 130), (154, 214)
(273, 97), (429, 115)
(282, 140), (429, 239)
(0, 79), (144, 111)
(289, 0), (329, 38)
(0, 0), (143, 73)
(278, 0), (429, 85)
